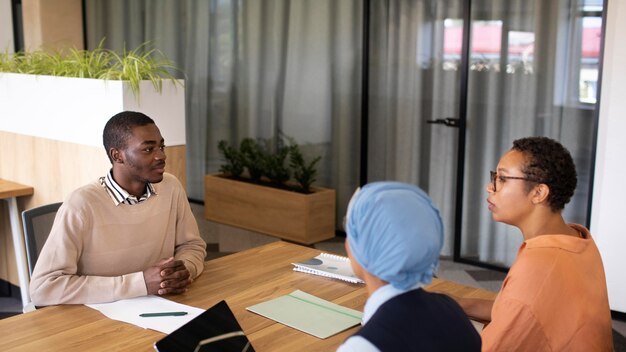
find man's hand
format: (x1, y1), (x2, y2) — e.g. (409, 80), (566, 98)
(143, 257), (192, 295)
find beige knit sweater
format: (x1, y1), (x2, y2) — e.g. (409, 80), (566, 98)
(29, 173), (206, 306)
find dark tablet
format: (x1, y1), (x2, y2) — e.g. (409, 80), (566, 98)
(154, 300), (254, 352)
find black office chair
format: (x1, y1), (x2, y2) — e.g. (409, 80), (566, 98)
(22, 202), (62, 277)
(21, 202), (62, 312)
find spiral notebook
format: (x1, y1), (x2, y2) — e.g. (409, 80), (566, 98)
(292, 253), (364, 284)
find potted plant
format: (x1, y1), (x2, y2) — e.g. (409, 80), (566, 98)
(204, 137), (336, 245)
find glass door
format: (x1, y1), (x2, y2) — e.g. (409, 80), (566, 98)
(456, 0), (605, 268)
(367, 0), (466, 256)
(367, 0), (604, 264)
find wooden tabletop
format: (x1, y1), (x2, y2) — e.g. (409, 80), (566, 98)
(0, 241), (496, 352)
(0, 179), (33, 199)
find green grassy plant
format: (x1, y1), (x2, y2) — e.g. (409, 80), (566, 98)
(0, 40), (181, 99)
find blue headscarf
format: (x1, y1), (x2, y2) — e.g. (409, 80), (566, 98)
(346, 182), (443, 290)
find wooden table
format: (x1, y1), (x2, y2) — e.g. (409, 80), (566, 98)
(0, 241), (496, 351)
(0, 179), (34, 308)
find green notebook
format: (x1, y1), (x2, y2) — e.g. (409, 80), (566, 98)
(246, 290), (363, 339)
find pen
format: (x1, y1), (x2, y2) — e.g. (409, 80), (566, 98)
(139, 311), (188, 317)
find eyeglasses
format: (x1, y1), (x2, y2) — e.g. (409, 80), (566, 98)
(489, 171), (542, 192)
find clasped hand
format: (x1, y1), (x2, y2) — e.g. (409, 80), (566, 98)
(143, 257), (191, 295)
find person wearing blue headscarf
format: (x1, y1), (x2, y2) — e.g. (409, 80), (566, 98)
(337, 182), (481, 352)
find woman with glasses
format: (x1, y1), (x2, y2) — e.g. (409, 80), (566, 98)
(449, 136), (613, 351)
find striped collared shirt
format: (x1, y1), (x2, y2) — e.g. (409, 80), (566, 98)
(99, 170), (157, 206)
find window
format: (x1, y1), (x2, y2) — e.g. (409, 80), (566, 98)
(578, 12), (602, 104)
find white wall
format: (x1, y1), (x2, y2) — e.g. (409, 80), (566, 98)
(590, 0), (626, 313)
(0, 0), (14, 53)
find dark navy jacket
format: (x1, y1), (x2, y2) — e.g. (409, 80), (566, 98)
(355, 288), (481, 351)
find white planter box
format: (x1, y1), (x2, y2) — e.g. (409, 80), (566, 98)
(0, 73), (185, 147)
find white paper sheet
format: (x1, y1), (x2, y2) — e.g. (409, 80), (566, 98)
(86, 295), (205, 334)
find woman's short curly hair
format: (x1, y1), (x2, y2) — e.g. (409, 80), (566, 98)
(511, 136), (577, 212)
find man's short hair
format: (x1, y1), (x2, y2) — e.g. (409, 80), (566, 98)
(512, 136), (577, 211)
(103, 111), (155, 162)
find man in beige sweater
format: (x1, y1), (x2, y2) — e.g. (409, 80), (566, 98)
(29, 111), (207, 306)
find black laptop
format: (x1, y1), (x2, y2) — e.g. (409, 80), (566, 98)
(154, 300), (254, 352)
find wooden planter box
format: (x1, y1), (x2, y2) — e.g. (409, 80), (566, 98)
(204, 174), (336, 244)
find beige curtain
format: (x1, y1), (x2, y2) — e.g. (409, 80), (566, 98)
(86, 0), (363, 228)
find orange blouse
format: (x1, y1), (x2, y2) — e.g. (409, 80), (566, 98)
(481, 224), (613, 351)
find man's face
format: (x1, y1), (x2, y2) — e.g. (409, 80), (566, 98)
(117, 123), (167, 185)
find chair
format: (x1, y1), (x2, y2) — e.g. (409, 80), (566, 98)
(21, 202), (62, 312)
(22, 202), (62, 277)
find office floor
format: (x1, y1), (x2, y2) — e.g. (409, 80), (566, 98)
(1, 202), (625, 350)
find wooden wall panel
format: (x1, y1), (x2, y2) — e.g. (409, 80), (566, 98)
(21, 0), (84, 52)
